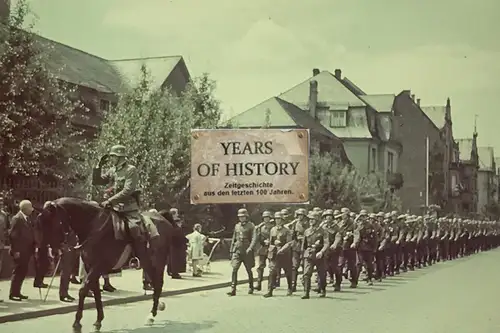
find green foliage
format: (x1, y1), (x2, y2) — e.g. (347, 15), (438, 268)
(0, 0), (81, 181)
(81, 66), (222, 207)
(308, 149), (401, 212)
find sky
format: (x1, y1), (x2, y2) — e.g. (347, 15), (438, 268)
(17, 0), (500, 150)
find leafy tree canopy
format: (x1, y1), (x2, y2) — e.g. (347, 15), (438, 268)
(81, 66), (222, 208)
(0, 0), (80, 180)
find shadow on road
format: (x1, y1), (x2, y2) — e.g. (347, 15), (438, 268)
(103, 319), (217, 333)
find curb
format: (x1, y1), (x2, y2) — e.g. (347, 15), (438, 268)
(0, 276), (269, 324)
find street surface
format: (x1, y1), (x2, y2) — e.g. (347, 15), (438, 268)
(3, 249), (500, 333)
(0, 260), (237, 321)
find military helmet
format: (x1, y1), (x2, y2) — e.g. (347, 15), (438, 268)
(307, 211), (318, 219)
(109, 145), (127, 157)
(237, 208), (249, 217)
(274, 212), (282, 219)
(322, 209), (333, 217)
(262, 211), (271, 218)
(297, 208), (307, 215)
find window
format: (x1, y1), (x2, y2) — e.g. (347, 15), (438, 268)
(387, 152), (394, 173)
(371, 148), (377, 172)
(330, 111), (347, 127)
(100, 99), (110, 112)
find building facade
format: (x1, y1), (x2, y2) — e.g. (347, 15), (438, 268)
(456, 135), (479, 215)
(477, 146), (496, 214)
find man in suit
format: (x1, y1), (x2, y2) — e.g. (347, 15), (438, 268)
(8, 200), (36, 301)
(33, 202), (49, 289)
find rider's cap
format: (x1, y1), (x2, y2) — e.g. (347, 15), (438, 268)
(109, 145), (127, 157)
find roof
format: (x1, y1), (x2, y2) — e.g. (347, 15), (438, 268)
(478, 146), (495, 171)
(341, 77), (367, 95)
(33, 35), (124, 94)
(229, 96), (339, 141)
(278, 71), (367, 109)
(359, 94), (395, 113)
(108, 56), (185, 91)
(421, 106), (446, 129)
(1, 25), (184, 94)
(457, 138), (473, 162)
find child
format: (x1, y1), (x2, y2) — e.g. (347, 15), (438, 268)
(186, 223), (207, 277)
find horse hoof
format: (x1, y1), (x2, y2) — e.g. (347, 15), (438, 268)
(145, 313), (155, 326)
(72, 322), (82, 333)
(158, 301), (166, 311)
(93, 322), (102, 332)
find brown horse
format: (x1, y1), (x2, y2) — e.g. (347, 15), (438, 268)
(37, 197), (174, 333)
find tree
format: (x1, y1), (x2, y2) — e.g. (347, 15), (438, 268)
(0, 0), (80, 182)
(81, 66), (222, 209)
(308, 149), (401, 211)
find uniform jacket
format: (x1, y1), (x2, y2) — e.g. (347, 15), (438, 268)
(9, 211), (36, 255)
(268, 225), (293, 259)
(255, 222), (273, 255)
(286, 219), (308, 252)
(302, 225), (329, 256)
(230, 221), (257, 255)
(359, 223), (378, 251)
(324, 224), (342, 251)
(92, 161), (139, 212)
(341, 222), (360, 250)
(186, 230), (207, 260)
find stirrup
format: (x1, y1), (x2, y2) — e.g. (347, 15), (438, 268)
(129, 257), (141, 270)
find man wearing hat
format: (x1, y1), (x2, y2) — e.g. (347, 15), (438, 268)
(323, 209), (343, 291)
(93, 145), (160, 285)
(227, 208), (257, 296)
(254, 211), (274, 291)
(338, 208), (359, 288)
(301, 211), (329, 299)
(285, 208), (308, 292)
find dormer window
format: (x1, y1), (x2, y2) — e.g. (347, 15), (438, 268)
(330, 111), (347, 127)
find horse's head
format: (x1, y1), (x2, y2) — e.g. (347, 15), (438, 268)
(36, 200), (67, 250)
(37, 197), (101, 250)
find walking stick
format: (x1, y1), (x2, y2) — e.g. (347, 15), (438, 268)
(44, 255), (62, 302)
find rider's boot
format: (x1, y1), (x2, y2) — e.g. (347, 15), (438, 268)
(102, 277), (116, 292)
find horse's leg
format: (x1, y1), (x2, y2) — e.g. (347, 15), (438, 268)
(73, 275), (92, 332)
(91, 275), (105, 332)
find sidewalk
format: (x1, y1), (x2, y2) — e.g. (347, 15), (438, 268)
(0, 260), (270, 323)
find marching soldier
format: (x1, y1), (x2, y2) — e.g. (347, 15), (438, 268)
(263, 212), (293, 298)
(227, 208), (257, 296)
(356, 210), (377, 285)
(254, 211), (274, 291)
(374, 212), (389, 281)
(324, 210), (343, 291)
(301, 211), (329, 299)
(285, 208), (308, 292)
(339, 208), (360, 288)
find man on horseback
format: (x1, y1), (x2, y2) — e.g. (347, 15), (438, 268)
(93, 144), (158, 243)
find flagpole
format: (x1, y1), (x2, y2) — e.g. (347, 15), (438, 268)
(425, 136), (430, 208)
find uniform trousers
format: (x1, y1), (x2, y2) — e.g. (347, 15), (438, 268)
(230, 251), (254, 290)
(10, 251), (31, 296)
(267, 253), (292, 292)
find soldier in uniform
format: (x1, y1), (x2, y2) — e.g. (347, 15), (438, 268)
(374, 212), (389, 281)
(301, 211), (329, 299)
(356, 210), (377, 285)
(227, 208), (257, 296)
(324, 210), (343, 291)
(263, 211), (293, 298)
(254, 211), (274, 291)
(285, 208), (308, 292)
(93, 145), (160, 259)
(339, 208), (360, 288)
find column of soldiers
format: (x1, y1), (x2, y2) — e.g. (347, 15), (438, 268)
(227, 207), (500, 299)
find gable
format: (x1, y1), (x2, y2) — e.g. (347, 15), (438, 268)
(478, 146), (494, 171)
(109, 56), (188, 93)
(421, 106), (446, 129)
(278, 71), (366, 109)
(229, 97), (297, 127)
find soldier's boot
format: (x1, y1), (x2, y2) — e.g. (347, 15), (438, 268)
(254, 269), (264, 291)
(334, 272), (342, 292)
(301, 278), (311, 299)
(248, 272), (254, 294)
(291, 270), (298, 292)
(263, 275), (274, 298)
(227, 271), (237, 296)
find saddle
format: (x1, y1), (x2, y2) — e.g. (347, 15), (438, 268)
(110, 212), (159, 241)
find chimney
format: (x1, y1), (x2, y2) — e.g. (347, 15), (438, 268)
(334, 69), (342, 79)
(309, 80), (318, 120)
(312, 68), (320, 76)
(0, 0), (10, 22)
(416, 98), (421, 106)
(411, 94), (415, 101)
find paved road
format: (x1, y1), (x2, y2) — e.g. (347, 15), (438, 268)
(4, 249), (500, 333)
